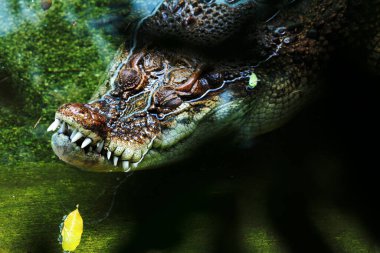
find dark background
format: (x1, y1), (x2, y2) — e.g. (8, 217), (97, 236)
(108, 47), (379, 253)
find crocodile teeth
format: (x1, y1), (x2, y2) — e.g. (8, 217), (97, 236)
(58, 122), (67, 134)
(71, 132), (84, 143)
(81, 138), (92, 148)
(70, 129), (78, 140)
(47, 119), (60, 132)
(113, 156), (119, 166)
(96, 140), (104, 153)
(131, 162), (139, 169)
(107, 150), (112, 160)
(122, 161), (130, 172)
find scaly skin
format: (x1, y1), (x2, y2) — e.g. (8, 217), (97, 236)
(48, 0), (378, 172)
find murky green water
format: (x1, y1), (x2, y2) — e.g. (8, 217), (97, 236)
(1, 0), (379, 252)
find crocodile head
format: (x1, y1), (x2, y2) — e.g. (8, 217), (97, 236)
(47, 0), (334, 172)
(49, 47), (258, 172)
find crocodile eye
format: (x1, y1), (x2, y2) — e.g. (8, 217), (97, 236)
(117, 68), (141, 90)
(143, 53), (163, 72)
(153, 88), (183, 113)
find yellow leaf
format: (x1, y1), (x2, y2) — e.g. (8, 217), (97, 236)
(61, 205), (83, 252)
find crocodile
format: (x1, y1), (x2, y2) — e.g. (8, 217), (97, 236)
(47, 0), (379, 172)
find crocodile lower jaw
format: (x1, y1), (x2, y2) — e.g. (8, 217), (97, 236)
(48, 119), (153, 172)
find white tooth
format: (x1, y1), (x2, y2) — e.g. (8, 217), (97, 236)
(107, 150), (112, 160)
(47, 119), (60, 132)
(113, 156), (119, 166)
(71, 132), (84, 143)
(131, 162), (139, 169)
(122, 161), (130, 172)
(81, 138), (92, 148)
(96, 140), (104, 153)
(70, 129), (78, 140)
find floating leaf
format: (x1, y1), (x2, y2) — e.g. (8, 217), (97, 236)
(60, 205), (83, 252)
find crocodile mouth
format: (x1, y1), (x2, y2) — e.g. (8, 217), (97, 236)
(49, 120), (155, 172)
(48, 102), (160, 172)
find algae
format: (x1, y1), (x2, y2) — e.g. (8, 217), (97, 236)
(1, 0), (121, 163)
